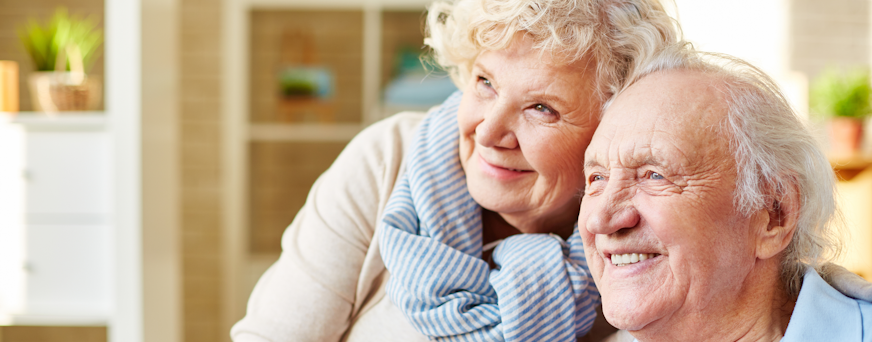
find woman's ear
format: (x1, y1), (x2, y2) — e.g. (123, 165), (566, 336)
(755, 179), (800, 260)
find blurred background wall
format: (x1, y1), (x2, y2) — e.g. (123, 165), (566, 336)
(0, 1), (870, 342)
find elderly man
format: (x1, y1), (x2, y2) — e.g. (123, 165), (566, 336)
(579, 46), (872, 342)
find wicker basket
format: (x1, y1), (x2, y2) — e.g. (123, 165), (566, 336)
(27, 44), (101, 113)
(29, 72), (101, 112)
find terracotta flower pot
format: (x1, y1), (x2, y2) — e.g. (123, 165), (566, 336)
(829, 117), (865, 157)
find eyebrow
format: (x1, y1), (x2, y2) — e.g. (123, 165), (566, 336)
(639, 156), (666, 169)
(530, 92), (571, 110)
(472, 61), (494, 81)
(583, 155), (668, 170)
(584, 159), (603, 170)
(472, 60), (572, 109)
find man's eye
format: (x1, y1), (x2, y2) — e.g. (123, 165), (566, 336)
(648, 171), (664, 180)
(590, 174), (605, 182)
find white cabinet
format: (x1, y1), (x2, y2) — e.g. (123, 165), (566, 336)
(24, 130), (110, 218)
(24, 224), (111, 316)
(0, 113), (112, 325)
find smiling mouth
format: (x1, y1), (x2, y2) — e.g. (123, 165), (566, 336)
(610, 253), (660, 267)
(477, 155), (533, 179)
(484, 159), (532, 173)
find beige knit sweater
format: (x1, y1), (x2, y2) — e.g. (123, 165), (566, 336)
(230, 112), (432, 342)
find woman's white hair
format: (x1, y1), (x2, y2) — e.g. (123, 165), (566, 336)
(618, 44), (845, 296)
(424, 0), (681, 104)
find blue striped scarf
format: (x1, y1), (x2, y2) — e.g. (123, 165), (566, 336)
(379, 91), (600, 341)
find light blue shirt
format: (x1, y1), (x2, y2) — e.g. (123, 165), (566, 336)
(782, 267), (872, 341)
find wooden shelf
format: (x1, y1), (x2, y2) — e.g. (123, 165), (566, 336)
(248, 123), (362, 142)
(0, 112), (106, 130)
(829, 154), (872, 171)
(0, 313), (109, 327)
(829, 154), (872, 181)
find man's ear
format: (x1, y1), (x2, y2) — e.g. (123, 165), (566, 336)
(755, 178), (800, 260)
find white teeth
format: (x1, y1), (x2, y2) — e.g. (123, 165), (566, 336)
(610, 253), (657, 266)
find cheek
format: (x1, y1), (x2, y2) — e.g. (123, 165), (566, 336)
(523, 134), (587, 183)
(457, 102), (477, 137)
(456, 95), (481, 165)
(578, 197), (595, 233)
(578, 198), (604, 265)
(639, 196), (754, 287)
(580, 226), (603, 273)
(457, 83), (485, 137)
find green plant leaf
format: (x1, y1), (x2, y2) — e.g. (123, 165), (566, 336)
(810, 67), (872, 119)
(16, 7), (103, 72)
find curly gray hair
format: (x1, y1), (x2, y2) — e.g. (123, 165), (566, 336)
(424, 0), (681, 105)
(617, 44), (845, 296)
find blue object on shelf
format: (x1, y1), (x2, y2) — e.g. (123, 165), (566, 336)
(278, 66), (334, 99)
(384, 73), (458, 107)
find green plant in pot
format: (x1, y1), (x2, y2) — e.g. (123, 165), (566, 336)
(18, 7), (103, 112)
(810, 67), (872, 157)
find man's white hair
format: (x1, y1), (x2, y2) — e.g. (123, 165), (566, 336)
(424, 0), (681, 104)
(616, 44), (845, 296)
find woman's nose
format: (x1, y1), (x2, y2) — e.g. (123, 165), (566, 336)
(475, 101), (518, 149)
(584, 184), (640, 235)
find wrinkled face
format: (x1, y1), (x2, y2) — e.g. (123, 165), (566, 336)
(579, 70), (761, 336)
(458, 35), (600, 233)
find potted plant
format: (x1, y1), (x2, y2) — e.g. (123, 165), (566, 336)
(18, 7), (103, 112)
(810, 67), (872, 157)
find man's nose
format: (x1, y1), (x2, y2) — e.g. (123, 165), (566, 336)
(584, 181), (640, 235)
(475, 100), (518, 150)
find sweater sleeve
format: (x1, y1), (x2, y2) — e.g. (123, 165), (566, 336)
(231, 113), (425, 342)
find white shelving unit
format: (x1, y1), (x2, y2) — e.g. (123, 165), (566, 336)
(0, 112), (112, 326)
(0, 0), (142, 340)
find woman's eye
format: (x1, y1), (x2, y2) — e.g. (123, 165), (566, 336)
(647, 171), (664, 180)
(590, 174), (605, 182)
(479, 76), (492, 87)
(533, 104), (553, 114)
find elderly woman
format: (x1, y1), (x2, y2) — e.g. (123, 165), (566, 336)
(231, 0), (679, 341)
(580, 46), (872, 342)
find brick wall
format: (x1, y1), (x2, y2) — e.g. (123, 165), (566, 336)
(180, 0), (225, 340)
(248, 141), (347, 254)
(790, 0), (870, 80)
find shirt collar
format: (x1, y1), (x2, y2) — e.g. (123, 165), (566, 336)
(781, 267), (863, 341)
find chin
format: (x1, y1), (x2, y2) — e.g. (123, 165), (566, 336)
(604, 308), (645, 331)
(474, 199), (543, 233)
(601, 293), (658, 332)
(468, 184), (523, 215)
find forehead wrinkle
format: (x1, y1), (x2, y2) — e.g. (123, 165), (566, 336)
(612, 120), (655, 170)
(649, 128), (694, 172)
